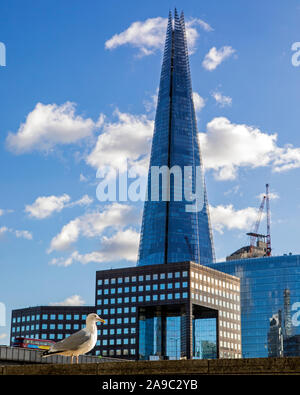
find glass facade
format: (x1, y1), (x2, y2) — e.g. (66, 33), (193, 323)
(209, 254), (300, 358)
(138, 307), (186, 360)
(137, 10), (215, 267)
(193, 318), (217, 359)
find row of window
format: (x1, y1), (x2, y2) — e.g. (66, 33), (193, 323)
(97, 307), (136, 316)
(220, 331), (241, 341)
(98, 327), (136, 336)
(191, 293), (240, 311)
(12, 314), (87, 323)
(97, 282), (188, 295)
(97, 271), (188, 286)
(97, 315), (136, 324)
(220, 352), (242, 359)
(220, 341), (241, 351)
(97, 292), (188, 306)
(96, 338), (136, 346)
(219, 310), (240, 322)
(191, 271), (239, 292)
(12, 323), (84, 332)
(95, 349), (136, 357)
(191, 284), (240, 301)
(219, 321), (241, 331)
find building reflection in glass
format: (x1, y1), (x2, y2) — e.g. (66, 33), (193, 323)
(139, 306), (186, 360)
(209, 255), (300, 358)
(139, 304), (219, 360)
(193, 318), (217, 359)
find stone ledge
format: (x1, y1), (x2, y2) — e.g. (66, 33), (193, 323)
(1, 357), (300, 375)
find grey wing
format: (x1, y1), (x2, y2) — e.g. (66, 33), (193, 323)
(51, 329), (90, 352)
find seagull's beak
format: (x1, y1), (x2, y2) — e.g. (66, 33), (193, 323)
(96, 317), (106, 323)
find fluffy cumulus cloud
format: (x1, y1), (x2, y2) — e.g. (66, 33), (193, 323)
(105, 16), (213, 57)
(49, 295), (85, 306)
(25, 194), (93, 219)
(25, 194), (71, 219)
(86, 109), (153, 172)
(209, 204), (264, 234)
(202, 46), (236, 71)
(50, 229), (139, 267)
(199, 117), (300, 180)
(48, 203), (140, 252)
(6, 102), (103, 153)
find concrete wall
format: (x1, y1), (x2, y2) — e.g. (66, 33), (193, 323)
(0, 346), (126, 365)
(1, 357), (300, 375)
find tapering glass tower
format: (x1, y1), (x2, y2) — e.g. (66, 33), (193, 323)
(137, 10), (215, 267)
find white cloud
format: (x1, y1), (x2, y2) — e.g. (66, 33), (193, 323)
(48, 218), (81, 252)
(86, 110), (153, 172)
(193, 92), (206, 113)
(105, 16), (213, 57)
(199, 117), (277, 180)
(48, 203), (140, 252)
(212, 91), (232, 107)
(50, 228), (139, 267)
(25, 193), (93, 219)
(0, 333), (7, 340)
(6, 102), (102, 154)
(199, 117), (300, 180)
(105, 17), (167, 56)
(25, 194), (71, 219)
(0, 209), (13, 216)
(272, 146), (300, 173)
(67, 194), (94, 208)
(209, 204), (264, 234)
(191, 18), (214, 32)
(49, 295), (85, 306)
(15, 230), (33, 240)
(0, 226), (33, 240)
(143, 89), (159, 113)
(257, 191), (279, 201)
(202, 46), (236, 71)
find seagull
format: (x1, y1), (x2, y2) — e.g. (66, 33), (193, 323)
(42, 313), (105, 364)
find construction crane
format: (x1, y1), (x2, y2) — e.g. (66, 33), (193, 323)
(246, 184), (272, 257)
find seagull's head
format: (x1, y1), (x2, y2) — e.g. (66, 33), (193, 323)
(87, 313), (106, 325)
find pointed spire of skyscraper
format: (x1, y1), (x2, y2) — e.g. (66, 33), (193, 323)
(137, 11), (215, 267)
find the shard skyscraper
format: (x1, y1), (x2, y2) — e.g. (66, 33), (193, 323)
(137, 10), (215, 267)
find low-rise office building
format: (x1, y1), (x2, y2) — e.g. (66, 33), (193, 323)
(95, 261), (241, 360)
(10, 305), (95, 347)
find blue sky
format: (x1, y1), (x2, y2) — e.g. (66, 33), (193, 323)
(1, 0), (300, 343)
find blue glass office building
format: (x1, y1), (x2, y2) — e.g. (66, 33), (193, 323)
(137, 10), (215, 267)
(210, 255), (300, 358)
